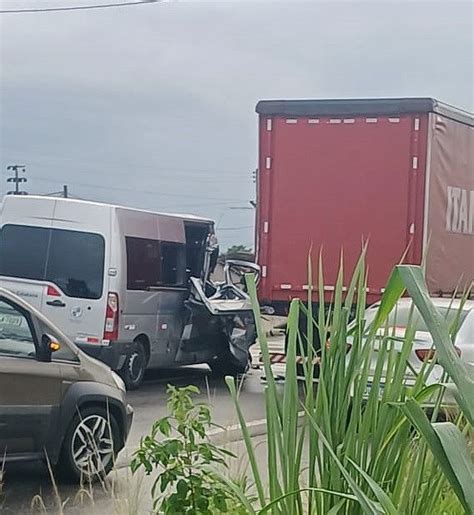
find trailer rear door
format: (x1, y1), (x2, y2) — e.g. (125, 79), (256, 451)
(257, 112), (428, 306)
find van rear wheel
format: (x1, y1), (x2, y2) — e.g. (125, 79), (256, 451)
(121, 340), (147, 390)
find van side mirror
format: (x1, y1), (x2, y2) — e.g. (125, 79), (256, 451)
(38, 333), (61, 362)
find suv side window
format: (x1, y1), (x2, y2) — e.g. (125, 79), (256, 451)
(0, 299), (36, 358)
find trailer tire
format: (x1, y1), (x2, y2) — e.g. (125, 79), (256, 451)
(209, 352), (251, 378)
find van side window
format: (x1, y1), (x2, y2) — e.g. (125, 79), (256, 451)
(0, 300), (36, 359)
(0, 225), (49, 281)
(126, 237), (161, 290)
(126, 237), (185, 290)
(0, 225), (105, 300)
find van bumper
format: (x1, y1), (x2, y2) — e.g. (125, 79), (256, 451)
(77, 341), (131, 372)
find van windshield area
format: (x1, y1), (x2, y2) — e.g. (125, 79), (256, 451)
(0, 224), (105, 300)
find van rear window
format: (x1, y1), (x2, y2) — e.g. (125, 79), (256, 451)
(0, 225), (105, 300)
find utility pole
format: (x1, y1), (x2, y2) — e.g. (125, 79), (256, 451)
(43, 185), (71, 198)
(6, 165), (27, 195)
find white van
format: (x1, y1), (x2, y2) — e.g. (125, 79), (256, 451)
(0, 196), (256, 389)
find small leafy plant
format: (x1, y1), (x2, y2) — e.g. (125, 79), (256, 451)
(131, 385), (242, 514)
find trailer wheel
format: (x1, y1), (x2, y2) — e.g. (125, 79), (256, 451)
(120, 339), (147, 390)
(209, 352), (251, 378)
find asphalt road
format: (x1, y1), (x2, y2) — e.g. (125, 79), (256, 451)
(0, 364), (268, 515)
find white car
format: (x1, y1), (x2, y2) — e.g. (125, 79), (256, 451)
(350, 297), (474, 406)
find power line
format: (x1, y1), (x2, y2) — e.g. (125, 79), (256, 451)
(21, 156), (251, 181)
(30, 175), (249, 203)
(0, 0), (159, 14)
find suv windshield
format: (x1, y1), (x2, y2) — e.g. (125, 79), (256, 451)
(0, 299), (36, 357)
(0, 225), (105, 300)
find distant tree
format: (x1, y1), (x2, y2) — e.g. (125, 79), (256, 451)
(219, 244), (254, 263)
(226, 244), (252, 256)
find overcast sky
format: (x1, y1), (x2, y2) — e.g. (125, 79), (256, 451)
(0, 0), (472, 249)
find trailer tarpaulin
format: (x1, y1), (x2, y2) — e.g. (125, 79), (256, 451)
(425, 114), (474, 295)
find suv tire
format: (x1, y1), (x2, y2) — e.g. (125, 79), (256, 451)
(57, 406), (120, 482)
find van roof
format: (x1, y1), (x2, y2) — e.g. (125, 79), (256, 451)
(255, 98), (474, 127)
(2, 195), (215, 224)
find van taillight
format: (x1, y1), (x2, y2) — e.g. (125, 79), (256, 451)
(47, 285), (61, 297)
(104, 292), (119, 342)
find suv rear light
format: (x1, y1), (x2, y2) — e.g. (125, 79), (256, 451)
(47, 285), (61, 297)
(415, 346), (461, 363)
(104, 292), (119, 342)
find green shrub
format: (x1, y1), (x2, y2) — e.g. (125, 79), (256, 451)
(131, 385), (245, 514)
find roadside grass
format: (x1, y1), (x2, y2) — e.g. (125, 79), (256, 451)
(23, 458), (148, 514)
(223, 254), (473, 514)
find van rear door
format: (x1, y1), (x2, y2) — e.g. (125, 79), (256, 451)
(0, 223), (108, 345)
(40, 226), (107, 346)
(42, 200), (110, 346)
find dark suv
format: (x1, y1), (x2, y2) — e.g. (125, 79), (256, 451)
(0, 288), (133, 481)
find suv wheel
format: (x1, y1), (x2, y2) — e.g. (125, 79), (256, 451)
(121, 340), (147, 390)
(58, 407), (120, 482)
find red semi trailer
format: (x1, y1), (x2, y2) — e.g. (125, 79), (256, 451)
(255, 98), (473, 313)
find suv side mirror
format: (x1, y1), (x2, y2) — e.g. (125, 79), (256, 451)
(38, 334), (61, 362)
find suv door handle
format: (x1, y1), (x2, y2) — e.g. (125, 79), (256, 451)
(46, 299), (66, 307)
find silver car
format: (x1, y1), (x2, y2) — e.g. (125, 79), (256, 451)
(350, 297), (474, 405)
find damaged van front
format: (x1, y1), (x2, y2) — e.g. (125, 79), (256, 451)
(176, 236), (260, 376)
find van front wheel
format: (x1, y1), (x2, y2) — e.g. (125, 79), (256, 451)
(121, 340), (147, 390)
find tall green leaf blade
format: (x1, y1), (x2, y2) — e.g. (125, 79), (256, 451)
(431, 422), (474, 511)
(400, 399), (472, 513)
(347, 458), (399, 515)
(366, 268), (405, 341)
(245, 273), (283, 421)
(304, 408), (383, 515)
(282, 299), (302, 513)
(225, 376), (266, 506)
(258, 488), (358, 515)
